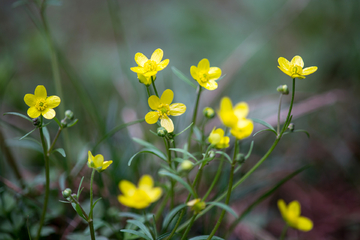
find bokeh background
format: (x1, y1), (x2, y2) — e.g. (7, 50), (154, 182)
(1, 0), (360, 239)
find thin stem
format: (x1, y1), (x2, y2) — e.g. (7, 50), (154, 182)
(35, 120), (50, 240)
(280, 79), (296, 136)
(187, 86), (202, 148)
(163, 138), (175, 209)
(277, 94), (283, 137)
(202, 157), (224, 202)
(280, 224), (288, 240)
(146, 85), (151, 98)
(151, 76), (159, 97)
(47, 127), (62, 155)
(89, 169), (96, 240)
(166, 209), (184, 240)
(155, 192), (170, 221)
(180, 213), (197, 240)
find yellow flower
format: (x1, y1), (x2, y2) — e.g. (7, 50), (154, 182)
(130, 48), (169, 78)
(208, 128), (230, 149)
(218, 97), (253, 140)
(87, 151), (113, 172)
(278, 199), (313, 232)
(137, 73), (152, 86)
(118, 175), (162, 209)
(145, 89), (186, 133)
(278, 56), (318, 79)
(190, 58), (221, 90)
(24, 85), (61, 119)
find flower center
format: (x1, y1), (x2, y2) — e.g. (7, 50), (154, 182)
(198, 72), (208, 83)
(35, 98), (47, 111)
(290, 65), (303, 75)
(158, 104), (170, 116)
(144, 60), (157, 72)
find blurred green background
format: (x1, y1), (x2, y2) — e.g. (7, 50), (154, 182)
(1, 0), (360, 239)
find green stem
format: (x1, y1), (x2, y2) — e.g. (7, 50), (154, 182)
(166, 209), (184, 240)
(151, 76), (159, 97)
(155, 192), (170, 221)
(187, 86), (202, 148)
(279, 79), (296, 137)
(277, 94), (283, 137)
(89, 169), (96, 240)
(47, 127), (62, 155)
(280, 224), (288, 240)
(146, 85), (151, 98)
(180, 213), (198, 240)
(202, 157), (224, 202)
(35, 120), (50, 240)
(163, 138), (175, 209)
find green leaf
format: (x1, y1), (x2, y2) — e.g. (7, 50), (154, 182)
(132, 137), (158, 149)
(215, 74), (226, 81)
(67, 119), (79, 128)
(120, 229), (152, 240)
(52, 148), (66, 157)
(215, 151), (232, 163)
(3, 112), (32, 122)
(157, 232), (171, 240)
(206, 202), (238, 218)
(6, 138), (42, 152)
(158, 170), (195, 197)
(244, 141), (254, 160)
(174, 122), (193, 137)
(169, 148), (197, 162)
(128, 148), (167, 166)
(250, 118), (276, 132)
(253, 128), (276, 136)
(53, 117), (61, 127)
(71, 202), (87, 221)
(19, 128), (37, 140)
(42, 127), (51, 151)
(77, 176), (84, 198)
(127, 219), (154, 240)
(119, 212), (143, 219)
(162, 204), (187, 230)
(171, 66), (197, 89)
(189, 236), (224, 240)
(89, 198), (102, 219)
(293, 129), (310, 138)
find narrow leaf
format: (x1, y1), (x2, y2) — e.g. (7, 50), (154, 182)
(250, 118), (276, 132)
(293, 129), (310, 138)
(157, 232), (171, 240)
(171, 66), (197, 89)
(53, 117), (61, 127)
(206, 202), (238, 218)
(42, 127), (51, 151)
(128, 148), (167, 166)
(244, 141), (254, 160)
(4, 112), (32, 122)
(174, 122), (193, 137)
(253, 128), (276, 136)
(19, 128), (37, 140)
(120, 229), (152, 240)
(215, 151), (232, 163)
(127, 219), (154, 240)
(162, 204), (187, 230)
(77, 176), (84, 198)
(169, 148), (197, 162)
(189, 236), (224, 240)
(132, 137), (158, 149)
(158, 170), (195, 197)
(67, 119), (79, 128)
(52, 148), (66, 157)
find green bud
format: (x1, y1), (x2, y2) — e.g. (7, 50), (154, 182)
(62, 188), (72, 198)
(288, 123), (295, 132)
(236, 153), (245, 163)
(33, 117), (40, 127)
(208, 150), (215, 158)
(203, 107), (215, 119)
(65, 110), (74, 120)
(179, 160), (194, 172)
(157, 127), (168, 137)
(277, 85), (289, 95)
(61, 119), (67, 128)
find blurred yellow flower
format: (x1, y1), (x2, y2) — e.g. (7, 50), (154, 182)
(130, 48), (169, 78)
(145, 89), (186, 133)
(118, 175), (162, 209)
(87, 151), (113, 172)
(208, 128), (229, 149)
(278, 199), (313, 232)
(278, 55), (318, 79)
(24, 85), (61, 119)
(190, 58), (221, 90)
(218, 97), (253, 140)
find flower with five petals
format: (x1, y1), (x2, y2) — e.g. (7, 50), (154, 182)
(24, 85), (61, 119)
(278, 199), (313, 232)
(118, 175), (162, 209)
(87, 151), (113, 172)
(278, 55), (318, 79)
(208, 128), (230, 149)
(130, 48), (169, 79)
(145, 89), (186, 133)
(190, 58), (222, 90)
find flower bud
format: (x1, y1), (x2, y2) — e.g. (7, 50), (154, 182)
(33, 117), (40, 127)
(288, 123), (295, 132)
(157, 127), (168, 137)
(203, 107), (215, 119)
(62, 188), (72, 198)
(180, 160), (194, 171)
(236, 153), (245, 163)
(187, 199), (206, 213)
(208, 150), (215, 158)
(61, 119), (67, 128)
(277, 85), (289, 95)
(65, 110), (74, 120)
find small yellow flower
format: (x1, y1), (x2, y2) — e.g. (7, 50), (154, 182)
(208, 128), (230, 149)
(145, 89), (186, 133)
(87, 151), (113, 172)
(190, 58), (221, 90)
(118, 175), (162, 209)
(130, 48), (169, 78)
(278, 56), (318, 79)
(24, 85), (61, 119)
(137, 73), (152, 86)
(218, 97), (253, 140)
(278, 199), (313, 232)
(187, 199), (206, 213)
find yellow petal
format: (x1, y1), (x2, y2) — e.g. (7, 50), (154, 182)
(88, 151), (94, 165)
(234, 102), (249, 119)
(27, 107), (41, 118)
(291, 55), (304, 68)
(150, 48), (163, 63)
(146, 187), (162, 202)
(208, 67), (221, 80)
(231, 119), (254, 140)
(302, 66), (318, 75)
(42, 108), (56, 119)
(137, 73), (152, 85)
(278, 66), (292, 77)
(288, 200), (301, 218)
(135, 52), (148, 67)
(24, 94), (36, 107)
(296, 216), (313, 231)
(145, 111), (159, 124)
(160, 115), (174, 133)
(34, 85), (47, 99)
(101, 160), (113, 170)
(203, 80), (218, 90)
(169, 103), (186, 116)
(278, 57), (290, 71)
(93, 154), (104, 168)
(217, 136), (230, 148)
(190, 66), (198, 80)
(208, 128), (221, 145)
(138, 175), (154, 189)
(213, 128), (225, 137)
(46, 96), (61, 108)
(198, 58), (210, 72)
(119, 180), (136, 196)
(157, 59), (169, 71)
(130, 66), (146, 74)
(148, 95), (161, 110)
(143, 71), (158, 77)
(219, 97), (237, 128)
(277, 199), (288, 221)
(160, 89), (174, 105)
